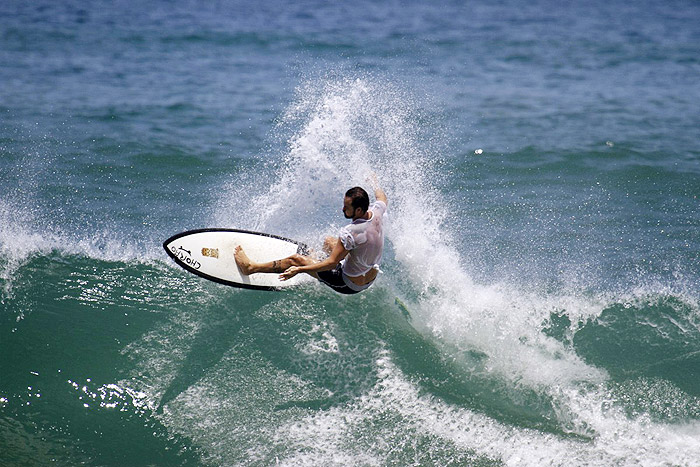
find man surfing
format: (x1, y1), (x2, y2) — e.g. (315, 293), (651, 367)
(234, 176), (387, 294)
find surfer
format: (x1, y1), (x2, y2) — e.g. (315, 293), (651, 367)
(234, 177), (387, 294)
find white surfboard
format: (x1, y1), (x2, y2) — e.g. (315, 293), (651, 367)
(163, 228), (310, 290)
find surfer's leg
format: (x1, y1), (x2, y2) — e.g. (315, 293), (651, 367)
(235, 246), (316, 275)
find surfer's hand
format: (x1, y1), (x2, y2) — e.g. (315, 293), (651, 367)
(280, 266), (299, 280)
(367, 172), (379, 189)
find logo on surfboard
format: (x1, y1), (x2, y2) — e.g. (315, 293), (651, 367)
(170, 245), (201, 270)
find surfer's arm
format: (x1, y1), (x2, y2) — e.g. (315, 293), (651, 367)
(375, 187), (387, 206)
(368, 172), (387, 206)
(279, 238), (348, 280)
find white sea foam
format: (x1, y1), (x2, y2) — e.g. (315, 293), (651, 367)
(217, 76), (700, 464)
(162, 347), (700, 466)
(0, 192), (157, 295)
(0, 144), (155, 272)
(125, 76), (700, 465)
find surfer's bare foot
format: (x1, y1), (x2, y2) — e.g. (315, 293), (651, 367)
(234, 246), (257, 275)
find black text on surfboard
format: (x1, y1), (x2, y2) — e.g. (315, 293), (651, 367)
(170, 245), (201, 270)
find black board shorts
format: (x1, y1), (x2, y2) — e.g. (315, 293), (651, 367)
(317, 264), (369, 295)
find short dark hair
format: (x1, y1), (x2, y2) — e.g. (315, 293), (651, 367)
(345, 186), (369, 213)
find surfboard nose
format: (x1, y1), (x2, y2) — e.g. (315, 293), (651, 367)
(163, 228), (310, 290)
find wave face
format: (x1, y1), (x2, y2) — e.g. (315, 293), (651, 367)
(2, 0), (700, 465)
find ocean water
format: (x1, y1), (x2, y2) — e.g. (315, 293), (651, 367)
(2, 0), (699, 465)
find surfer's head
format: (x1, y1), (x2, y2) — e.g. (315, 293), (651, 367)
(343, 187), (369, 219)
